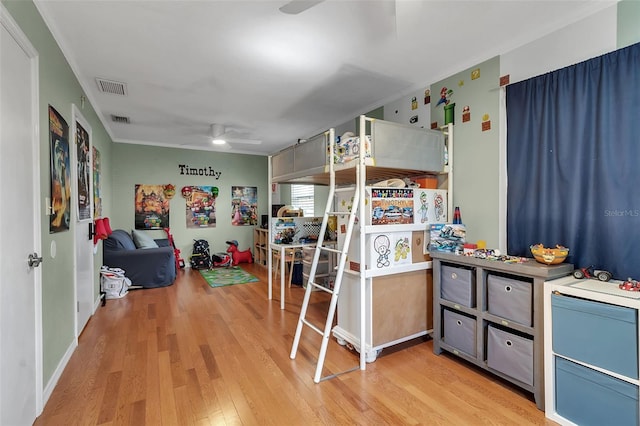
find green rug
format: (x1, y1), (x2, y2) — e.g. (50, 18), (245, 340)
(199, 266), (259, 288)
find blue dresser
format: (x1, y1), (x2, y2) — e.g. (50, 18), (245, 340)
(545, 277), (640, 426)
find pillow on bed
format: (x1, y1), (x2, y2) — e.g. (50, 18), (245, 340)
(132, 229), (159, 249)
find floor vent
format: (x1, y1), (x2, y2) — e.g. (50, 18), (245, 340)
(96, 78), (127, 96)
(111, 115), (130, 124)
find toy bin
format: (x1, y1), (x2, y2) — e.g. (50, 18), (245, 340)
(487, 274), (532, 326)
(442, 309), (477, 357)
(487, 324), (533, 386)
(552, 294), (638, 378)
(441, 264), (476, 307)
(555, 357), (639, 426)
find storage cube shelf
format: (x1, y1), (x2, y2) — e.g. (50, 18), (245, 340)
(253, 227), (269, 268)
(431, 251), (574, 411)
(544, 276), (640, 426)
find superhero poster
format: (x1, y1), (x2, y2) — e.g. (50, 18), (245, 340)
(134, 184), (170, 229)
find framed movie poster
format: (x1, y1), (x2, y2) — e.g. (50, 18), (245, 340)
(184, 185), (218, 228)
(49, 105), (71, 233)
(93, 146), (102, 218)
(231, 186), (258, 226)
(73, 106), (92, 222)
(134, 184), (170, 229)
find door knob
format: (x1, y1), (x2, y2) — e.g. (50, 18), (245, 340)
(27, 253), (43, 268)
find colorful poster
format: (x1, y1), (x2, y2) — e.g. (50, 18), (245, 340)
(185, 185), (217, 228)
(75, 120), (91, 221)
(93, 146), (102, 218)
(134, 184), (170, 229)
(49, 105), (71, 233)
(231, 186), (258, 226)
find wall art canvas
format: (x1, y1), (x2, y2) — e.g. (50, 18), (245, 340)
(75, 119), (92, 221)
(49, 105), (71, 233)
(93, 146), (102, 218)
(185, 185), (218, 228)
(231, 186), (258, 226)
(134, 184), (170, 229)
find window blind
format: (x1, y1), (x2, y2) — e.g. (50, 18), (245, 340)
(290, 184), (314, 217)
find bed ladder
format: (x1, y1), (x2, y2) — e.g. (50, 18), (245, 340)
(289, 128), (362, 383)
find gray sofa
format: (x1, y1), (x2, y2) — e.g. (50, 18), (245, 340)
(103, 229), (176, 288)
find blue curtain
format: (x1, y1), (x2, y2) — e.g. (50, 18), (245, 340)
(506, 42), (640, 280)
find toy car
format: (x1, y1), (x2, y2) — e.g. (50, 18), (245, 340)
(619, 278), (640, 291)
(573, 265), (612, 282)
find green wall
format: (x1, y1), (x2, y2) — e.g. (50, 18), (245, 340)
(430, 57), (501, 247)
(2, 0), (114, 385)
(618, 0), (640, 49)
(110, 144), (268, 256)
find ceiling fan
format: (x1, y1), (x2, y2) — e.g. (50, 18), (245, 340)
(279, 0), (412, 39)
(207, 123), (262, 150)
(279, 0), (325, 15)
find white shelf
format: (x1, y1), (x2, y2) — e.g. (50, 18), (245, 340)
(363, 223), (429, 234)
(364, 261), (433, 278)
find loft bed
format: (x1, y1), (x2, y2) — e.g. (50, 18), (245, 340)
(270, 115), (455, 372)
(270, 117), (447, 186)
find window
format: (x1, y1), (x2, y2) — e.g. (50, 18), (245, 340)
(290, 184), (314, 217)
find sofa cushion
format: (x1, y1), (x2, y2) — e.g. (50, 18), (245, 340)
(132, 229), (159, 249)
(106, 229), (137, 250)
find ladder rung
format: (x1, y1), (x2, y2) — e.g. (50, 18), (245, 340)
(334, 187), (354, 193)
(327, 211), (350, 216)
(301, 318), (324, 336)
(320, 246), (342, 255)
(309, 281), (334, 294)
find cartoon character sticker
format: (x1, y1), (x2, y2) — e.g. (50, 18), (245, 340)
(462, 105), (471, 123)
(436, 87), (453, 107)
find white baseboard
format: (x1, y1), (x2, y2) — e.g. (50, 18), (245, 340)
(42, 339), (77, 406)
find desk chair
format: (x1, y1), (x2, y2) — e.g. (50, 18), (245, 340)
(272, 248), (297, 287)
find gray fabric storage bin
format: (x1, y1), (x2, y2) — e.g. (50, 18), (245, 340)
(487, 274), (532, 326)
(487, 325), (533, 386)
(441, 265), (476, 307)
(303, 261), (328, 276)
(443, 309), (476, 357)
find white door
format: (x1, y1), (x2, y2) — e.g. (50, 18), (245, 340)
(72, 105), (94, 336)
(0, 7), (43, 425)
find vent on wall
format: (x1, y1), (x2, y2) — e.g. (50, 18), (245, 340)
(96, 78), (127, 96)
(111, 115), (130, 124)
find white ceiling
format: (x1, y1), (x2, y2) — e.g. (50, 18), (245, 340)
(34, 0), (615, 156)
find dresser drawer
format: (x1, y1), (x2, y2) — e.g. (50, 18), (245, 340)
(552, 294), (638, 379)
(555, 357), (639, 426)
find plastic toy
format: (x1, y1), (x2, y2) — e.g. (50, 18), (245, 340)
(619, 278), (640, 291)
(572, 265), (612, 282)
(211, 252), (232, 268)
(226, 240), (253, 265)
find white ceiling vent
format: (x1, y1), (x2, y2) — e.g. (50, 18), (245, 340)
(96, 78), (127, 96)
(111, 114), (130, 124)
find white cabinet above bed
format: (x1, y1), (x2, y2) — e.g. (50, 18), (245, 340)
(271, 118), (446, 185)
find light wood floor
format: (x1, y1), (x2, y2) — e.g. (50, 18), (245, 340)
(34, 265), (557, 425)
